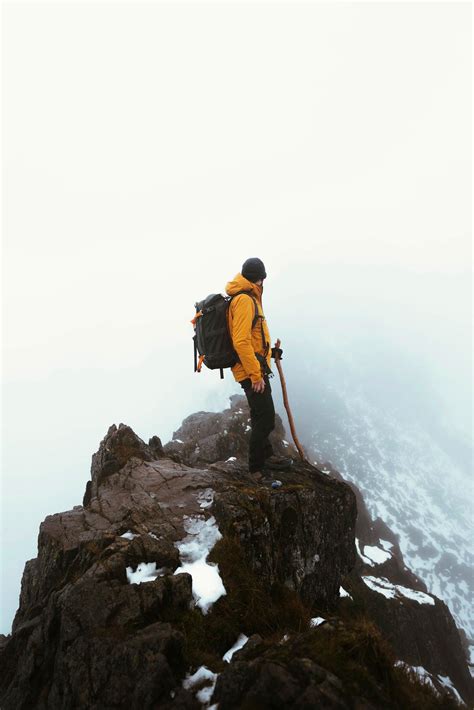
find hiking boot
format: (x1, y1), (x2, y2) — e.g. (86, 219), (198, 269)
(263, 455), (294, 471)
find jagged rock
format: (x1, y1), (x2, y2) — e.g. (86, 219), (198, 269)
(163, 393), (296, 466)
(213, 653), (351, 709)
(83, 423), (161, 505)
(1, 404), (472, 709)
(212, 461), (356, 607)
(1, 417), (356, 709)
(348, 572), (473, 704)
(232, 633), (263, 662)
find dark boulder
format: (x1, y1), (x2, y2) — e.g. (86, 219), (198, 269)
(163, 394), (296, 467)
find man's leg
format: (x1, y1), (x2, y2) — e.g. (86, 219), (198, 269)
(263, 437), (274, 461)
(240, 375), (276, 473)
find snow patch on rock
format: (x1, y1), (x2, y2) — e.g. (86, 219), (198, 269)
(437, 674), (465, 704)
(339, 586), (353, 599)
(182, 665), (218, 706)
(363, 544), (392, 565)
(395, 661), (439, 693)
(223, 633), (249, 662)
(363, 576), (435, 605)
(126, 562), (165, 584)
(174, 515), (226, 614)
(120, 530), (140, 540)
(310, 616), (326, 627)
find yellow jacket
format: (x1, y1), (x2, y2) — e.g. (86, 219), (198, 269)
(225, 273), (272, 384)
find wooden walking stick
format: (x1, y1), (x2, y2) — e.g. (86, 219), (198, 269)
(273, 339), (308, 463)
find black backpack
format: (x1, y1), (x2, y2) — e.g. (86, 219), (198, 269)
(191, 290), (269, 379)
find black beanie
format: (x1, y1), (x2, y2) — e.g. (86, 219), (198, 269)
(242, 257), (267, 283)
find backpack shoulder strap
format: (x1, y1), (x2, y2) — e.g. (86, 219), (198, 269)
(230, 290), (259, 328)
(230, 290), (268, 356)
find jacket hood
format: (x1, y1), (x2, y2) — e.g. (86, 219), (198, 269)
(225, 273), (263, 300)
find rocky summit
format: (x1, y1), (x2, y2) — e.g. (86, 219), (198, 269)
(1, 395), (472, 709)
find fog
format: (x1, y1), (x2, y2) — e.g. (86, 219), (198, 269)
(2, 2), (471, 637)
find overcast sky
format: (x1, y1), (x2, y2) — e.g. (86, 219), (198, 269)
(1, 2), (471, 634)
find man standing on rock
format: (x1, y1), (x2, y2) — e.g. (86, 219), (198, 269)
(225, 258), (293, 479)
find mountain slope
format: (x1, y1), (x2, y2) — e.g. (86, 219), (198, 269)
(302, 378), (473, 669)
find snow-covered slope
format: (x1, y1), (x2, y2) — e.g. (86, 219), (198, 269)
(305, 379), (473, 659)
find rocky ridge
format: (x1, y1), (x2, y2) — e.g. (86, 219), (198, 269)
(0, 395), (472, 709)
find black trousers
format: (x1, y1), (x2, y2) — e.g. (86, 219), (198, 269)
(240, 374), (276, 473)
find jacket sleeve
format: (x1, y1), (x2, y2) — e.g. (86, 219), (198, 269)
(231, 295), (262, 383)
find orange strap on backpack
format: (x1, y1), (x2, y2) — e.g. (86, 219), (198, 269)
(196, 354), (205, 372)
(191, 310), (203, 327)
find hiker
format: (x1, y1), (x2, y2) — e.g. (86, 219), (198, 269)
(225, 258), (293, 478)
